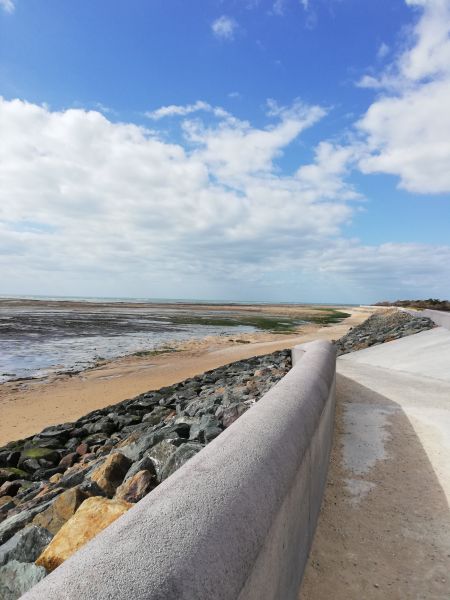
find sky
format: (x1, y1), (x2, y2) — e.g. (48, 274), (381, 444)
(0, 0), (450, 303)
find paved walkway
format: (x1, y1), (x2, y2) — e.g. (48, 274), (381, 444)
(300, 327), (450, 599)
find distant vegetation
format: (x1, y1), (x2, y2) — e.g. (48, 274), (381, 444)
(375, 299), (450, 312)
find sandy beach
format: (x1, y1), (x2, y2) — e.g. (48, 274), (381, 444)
(0, 306), (374, 446)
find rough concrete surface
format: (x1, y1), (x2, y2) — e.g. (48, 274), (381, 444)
(300, 326), (450, 600)
(22, 340), (336, 600)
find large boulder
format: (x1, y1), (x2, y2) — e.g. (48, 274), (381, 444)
(36, 496), (131, 572)
(0, 560), (47, 600)
(89, 453), (131, 497)
(32, 487), (88, 535)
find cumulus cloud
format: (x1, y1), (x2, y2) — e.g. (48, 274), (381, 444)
(1, 96), (449, 300)
(0, 0), (14, 13)
(356, 0), (450, 193)
(211, 16), (237, 41)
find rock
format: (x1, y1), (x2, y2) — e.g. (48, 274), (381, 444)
(0, 468), (29, 484)
(0, 452), (20, 468)
(124, 454), (157, 481)
(189, 415), (222, 443)
(20, 459), (41, 474)
(0, 501), (53, 544)
(0, 481), (22, 498)
(0, 525), (53, 566)
(75, 442), (89, 456)
(83, 418), (117, 436)
(160, 443), (202, 481)
(58, 452), (78, 470)
(141, 406), (171, 426)
(58, 462), (94, 489)
(19, 447), (60, 464)
(115, 470), (154, 503)
(49, 473), (62, 484)
(0, 497), (15, 512)
(0, 560), (47, 600)
(221, 404), (247, 428)
(90, 453), (131, 497)
(32, 487), (88, 535)
(118, 431), (159, 462)
(147, 441), (178, 481)
(36, 496), (132, 572)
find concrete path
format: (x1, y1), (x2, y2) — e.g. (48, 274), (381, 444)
(300, 328), (450, 599)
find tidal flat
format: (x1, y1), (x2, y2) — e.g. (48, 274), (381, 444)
(0, 298), (349, 383)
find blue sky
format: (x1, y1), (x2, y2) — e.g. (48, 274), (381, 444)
(1, 0), (450, 303)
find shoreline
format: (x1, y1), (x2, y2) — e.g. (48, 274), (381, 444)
(0, 307), (374, 446)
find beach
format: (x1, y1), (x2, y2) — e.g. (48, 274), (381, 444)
(0, 304), (374, 445)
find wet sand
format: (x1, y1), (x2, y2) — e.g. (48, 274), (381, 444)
(0, 306), (373, 446)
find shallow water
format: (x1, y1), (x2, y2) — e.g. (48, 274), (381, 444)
(0, 303), (254, 382)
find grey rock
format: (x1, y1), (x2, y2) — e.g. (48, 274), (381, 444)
(160, 443), (203, 481)
(0, 501), (52, 545)
(119, 431), (158, 463)
(124, 455), (157, 482)
(141, 406), (171, 426)
(147, 441), (178, 481)
(0, 525), (53, 566)
(0, 560), (47, 600)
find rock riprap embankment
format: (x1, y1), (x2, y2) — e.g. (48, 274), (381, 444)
(334, 309), (434, 356)
(0, 350), (291, 599)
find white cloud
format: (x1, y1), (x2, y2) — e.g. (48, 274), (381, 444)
(1, 96), (449, 301)
(183, 100), (327, 182)
(356, 0), (450, 193)
(300, 0), (309, 10)
(211, 16), (238, 41)
(146, 100), (231, 121)
(0, 0), (14, 13)
(0, 97), (349, 295)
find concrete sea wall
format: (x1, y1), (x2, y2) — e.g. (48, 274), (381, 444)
(23, 339), (336, 600)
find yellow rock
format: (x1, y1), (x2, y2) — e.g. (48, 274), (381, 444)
(32, 487), (88, 535)
(49, 473), (63, 484)
(35, 496), (131, 572)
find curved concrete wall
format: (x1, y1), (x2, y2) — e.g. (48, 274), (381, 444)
(23, 340), (336, 600)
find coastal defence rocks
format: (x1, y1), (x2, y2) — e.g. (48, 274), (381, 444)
(21, 339), (336, 600)
(0, 350), (291, 598)
(334, 309), (434, 355)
